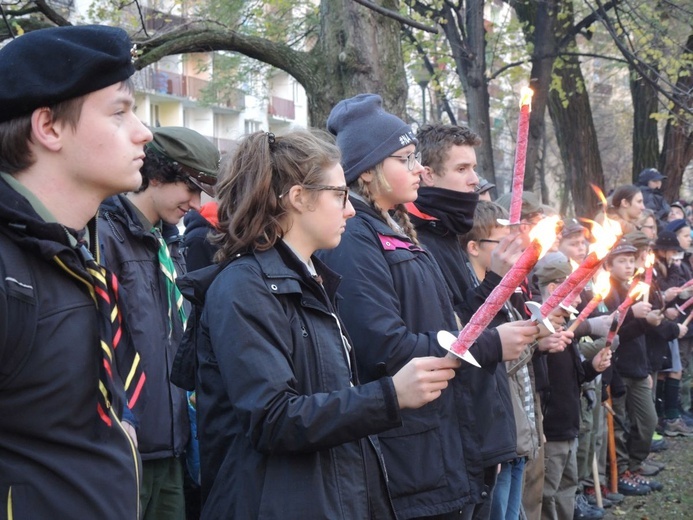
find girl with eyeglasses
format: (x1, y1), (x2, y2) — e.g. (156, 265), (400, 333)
(189, 130), (458, 519)
(318, 94), (540, 520)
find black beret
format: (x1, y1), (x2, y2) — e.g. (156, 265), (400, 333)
(0, 25), (135, 123)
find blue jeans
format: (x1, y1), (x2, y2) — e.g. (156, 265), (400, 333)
(490, 457), (526, 520)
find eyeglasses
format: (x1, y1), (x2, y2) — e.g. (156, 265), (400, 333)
(478, 239), (500, 245)
(388, 151), (422, 171)
(301, 184), (350, 208)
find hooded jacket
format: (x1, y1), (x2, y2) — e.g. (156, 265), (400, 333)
(98, 194), (189, 459)
(192, 242), (400, 519)
(0, 176), (141, 518)
(317, 198), (499, 518)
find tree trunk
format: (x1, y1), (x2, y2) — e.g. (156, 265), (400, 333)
(315, 0), (408, 125)
(659, 34), (693, 201)
(132, 0), (408, 129)
(438, 0), (496, 184)
(630, 66), (660, 180)
(547, 48), (605, 218)
(513, 0), (560, 197)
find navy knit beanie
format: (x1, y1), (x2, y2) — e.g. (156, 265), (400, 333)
(327, 94), (417, 185)
(0, 25), (135, 123)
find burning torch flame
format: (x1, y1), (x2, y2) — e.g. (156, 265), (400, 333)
(628, 282), (648, 301)
(584, 217), (622, 260)
(529, 215), (562, 256)
(520, 87), (534, 110)
(593, 270), (611, 299)
(645, 252), (655, 269)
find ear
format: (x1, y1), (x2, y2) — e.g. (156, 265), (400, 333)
(466, 240), (480, 258)
(31, 108), (63, 152)
(420, 166), (436, 187)
(285, 184), (308, 214)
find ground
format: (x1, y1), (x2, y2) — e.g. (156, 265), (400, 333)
(604, 436), (693, 519)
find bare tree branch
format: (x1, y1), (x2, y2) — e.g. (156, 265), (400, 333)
(33, 0), (70, 27)
(353, 0), (438, 34)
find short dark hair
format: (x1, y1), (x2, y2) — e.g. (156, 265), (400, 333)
(416, 124), (481, 176)
(138, 145), (191, 193)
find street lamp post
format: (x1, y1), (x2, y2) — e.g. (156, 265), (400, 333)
(412, 65), (430, 124)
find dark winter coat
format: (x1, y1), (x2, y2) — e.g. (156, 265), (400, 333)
(604, 277), (651, 379)
(183, 206), (218, 272)
(98, 195), (189, 459)
(412, 215), (517, 468)
(194, 241), (400, 519)
(317, 198), (497, 519)
(542, 340), (599, 442)
(0, 175), (141, 518)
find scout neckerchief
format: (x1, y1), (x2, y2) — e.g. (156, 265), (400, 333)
(152, 226), (188, 335)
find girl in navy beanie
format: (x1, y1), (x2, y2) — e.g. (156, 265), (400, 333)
(320, 94), (538, 519)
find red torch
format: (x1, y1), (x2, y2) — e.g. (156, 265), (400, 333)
(566, 271), (612, 333)
(438, 215), (561, 364)
(507, 87), (534, 225)
(613, 281), (648, 333)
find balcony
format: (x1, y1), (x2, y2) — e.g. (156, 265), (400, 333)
(268, 96), (295, 120)
(132, 68), (245, 111)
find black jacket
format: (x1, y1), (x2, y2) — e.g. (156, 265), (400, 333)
(318, 198), (498, 518)
(604, 277), (651, 379)
(411, 214), (517, 468)
(98, 195), (189, 459)
(542, 341), (598, 442)
(194, 242), (400, 519)
(0, 176), (141, 518)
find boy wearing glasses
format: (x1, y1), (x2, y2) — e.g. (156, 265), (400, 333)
(98, 126), (220, 519)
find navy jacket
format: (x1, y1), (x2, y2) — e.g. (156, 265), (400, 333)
(194, 242), (400, 519)
(411, 215), (517, 468)
(0, 176), (141, 518)
(318, 198), (497, 518)
(99, 195), (189, 459)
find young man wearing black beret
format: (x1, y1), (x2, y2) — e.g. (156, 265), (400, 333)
(98, 126), (219, 520)
(0, 25), (153, 517)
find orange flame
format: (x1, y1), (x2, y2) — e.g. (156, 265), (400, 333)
(593, 270), (611, 299)
(628, 281), (648, 301)
(520, 87), (534, 109)
(586, 218), (622, 259)
(633, 267), (644, 279)
(645, 252), (655, 269)
(529, 215), (561, 256)
(591, 184), (608, 211)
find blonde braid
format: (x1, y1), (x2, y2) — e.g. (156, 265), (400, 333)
(393, 204), (420, 246)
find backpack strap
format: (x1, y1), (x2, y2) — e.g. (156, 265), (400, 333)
(0, 231), (38, 389)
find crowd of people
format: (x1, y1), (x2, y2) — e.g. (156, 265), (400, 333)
(1, 24), (692, 520)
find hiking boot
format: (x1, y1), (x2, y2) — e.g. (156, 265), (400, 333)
(573, 493), (605, 520)
(618, 471), (651, 496)
(632, 471), (664, 492)
(662, 417), (693, 437)
(650, 438), (668, 452)
(643, 457), (666, 470)
(584, 486), (614, 508)
(599, 485), (624, 504)
(636, 461), (661, 476)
